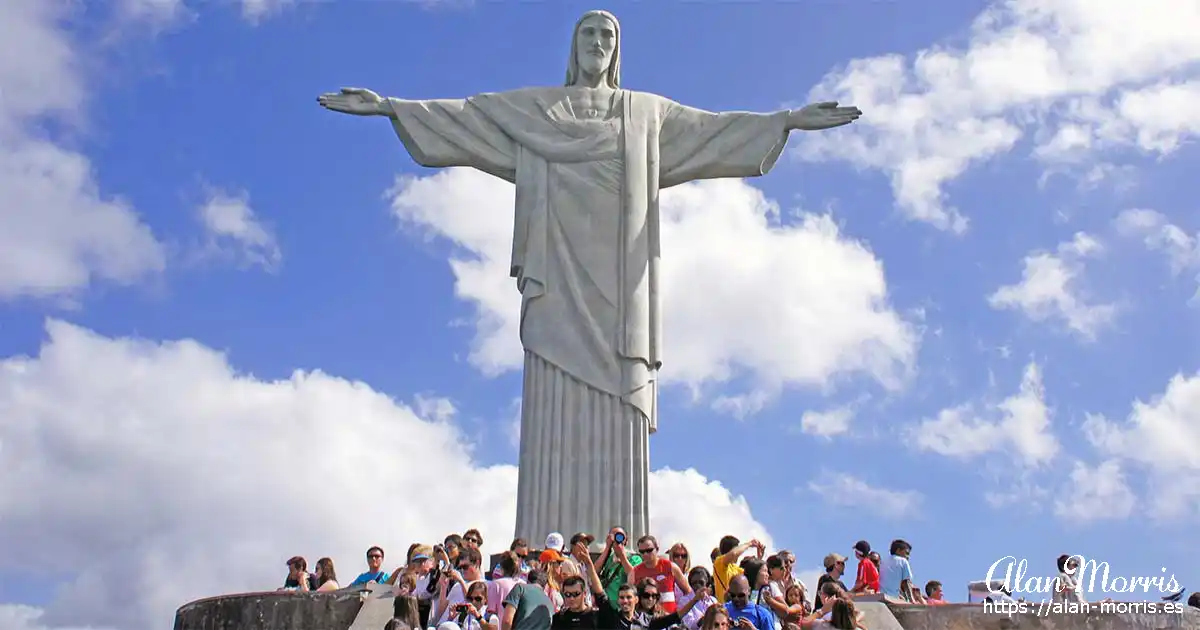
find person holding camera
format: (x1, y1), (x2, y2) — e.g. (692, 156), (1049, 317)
(434, 548), (486, 626)
(435, 580), (498, 630)
(594, 527), (642, 611)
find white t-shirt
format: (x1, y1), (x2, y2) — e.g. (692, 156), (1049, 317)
(436, 583), (467, 625)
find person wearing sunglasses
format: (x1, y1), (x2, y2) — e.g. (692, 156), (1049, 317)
(437, 581), (499, 630)
(631, 535), (692, 613)
(435, 548), (486, 626)
(680, 567), (718, 630)
(558, 542), (707, 629)
(349, 546), (391, 586)
(723, 575), (775, 630)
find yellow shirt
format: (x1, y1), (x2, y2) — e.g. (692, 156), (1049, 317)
(712, 555), (744, 602)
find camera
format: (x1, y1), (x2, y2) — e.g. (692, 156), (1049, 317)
(614, 532), (626, 544)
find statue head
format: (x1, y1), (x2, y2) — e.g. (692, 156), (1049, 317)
(565, 10), (620, 88)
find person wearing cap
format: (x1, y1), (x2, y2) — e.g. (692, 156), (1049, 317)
(813, 553), (848, 610)
(850, 541), (879, 595)
(545, 533), (565, 553)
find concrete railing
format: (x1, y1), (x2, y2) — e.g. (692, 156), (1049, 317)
(175, 589), (1200, 630)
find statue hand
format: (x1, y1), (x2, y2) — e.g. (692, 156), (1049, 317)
(317, 87), (388, 116)
(788, 101), (862, 131)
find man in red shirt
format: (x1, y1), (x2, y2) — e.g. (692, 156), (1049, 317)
(850, 541), (880, 594)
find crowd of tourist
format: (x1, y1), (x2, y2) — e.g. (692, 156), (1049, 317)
(277, 527), (1200, 630)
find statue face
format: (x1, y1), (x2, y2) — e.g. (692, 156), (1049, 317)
(574, 14), (616, 80)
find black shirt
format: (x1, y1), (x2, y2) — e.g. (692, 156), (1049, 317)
(814, 574), (848, 609)
(283, 573), (315, 590)
(552, 593), (680, 630)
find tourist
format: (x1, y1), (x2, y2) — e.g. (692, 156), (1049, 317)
(924, 580), (947, 605)
(723, 575), (775, 630)
(849, 541), (879, 595)
(777, 583), (809, 627)
(879, 539), (920, 603)
(668, 542), (692, 603)
(680, 567), (718, 630)
(312, 557), (339, 592)
(813, 554), (848, 610)
(738, 558), (770, 609)
(488, 552), (525, 617)
(698, 605), (732, 630)
(434, 548), (485, 625)
(349, 546), (390, 586)
(631, 535), (691, 612)
(713, 537), (764, 602)
(757, 554), (791, 619)
(385, 595), (421, 630)
(1053, 554), (1086, 604)
(439, 580), (498, 630)
(595, 527), (641, 610)
(493, 539), (532, 580)
(500, 579), (553, 630)
(279, 556), (314, 591)
(463, 529), (485, 552)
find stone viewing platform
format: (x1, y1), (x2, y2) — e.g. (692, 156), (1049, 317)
(174, 590), (1200, 630)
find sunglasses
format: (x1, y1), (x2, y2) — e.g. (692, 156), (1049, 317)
(563, 590), (584, 599)
(640, 592), (659, 600)
(468, 596), (485, 604)
(671, 553), (688, 559)
(638, 548), (655, 554)
(368, 554), (383, 559)
(457, 564), (472, 571)
(466, 537), (482, 544)
(730, 592), (748, 600)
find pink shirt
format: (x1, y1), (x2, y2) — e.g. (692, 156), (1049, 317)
(487, 577), (521, 615)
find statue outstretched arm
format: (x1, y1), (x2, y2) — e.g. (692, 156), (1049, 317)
(317, 87), (391, 116)
(318, 87), (516, 181)
(785, 101), (862, 131)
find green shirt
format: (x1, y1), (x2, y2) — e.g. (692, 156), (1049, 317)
(598, 550), (643, 610)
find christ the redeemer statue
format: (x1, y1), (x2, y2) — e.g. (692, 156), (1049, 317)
(318, 10), (861, 544)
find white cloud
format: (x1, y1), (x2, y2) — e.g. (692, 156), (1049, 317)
(0, 605), (109, 630)
(196, 189), (281, 272)
(115, 0), (191, 32)
(0, 321), (776, 630)
(0, 0), (165, 302)
(239, 0), (292, 23)
(386, 169), (917, 412)
(795, 0), (1200, 230)
(988, 232), (1117, 340)
(912, 362), (1058, 467)
(1052, 460), (1136, 522)
(798, 406), (854, 438)
(1114, 208), (1200, 301)
(1082, 371), (1200, 519)
(806, 471), (922, 519)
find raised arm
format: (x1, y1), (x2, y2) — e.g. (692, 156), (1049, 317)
(318, 87), (517, 182)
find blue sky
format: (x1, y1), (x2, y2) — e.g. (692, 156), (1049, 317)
(2, 1), (1199, 629)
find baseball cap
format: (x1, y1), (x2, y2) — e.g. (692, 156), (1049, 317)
(540, 549), (566, 563)
(823, 553), (847, 570)
(545, 532), (564, 552)
(410, 544), (433, 561)
(853, 541), (871, 556)
(570, 532), (595, 546)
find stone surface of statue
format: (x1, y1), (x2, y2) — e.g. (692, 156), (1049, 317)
(318, 10), (862, 544)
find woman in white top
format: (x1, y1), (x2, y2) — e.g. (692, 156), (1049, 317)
(1054, 555), (1087, 604)
(679, 567), (718, 630)
(436, 580), (498, 630)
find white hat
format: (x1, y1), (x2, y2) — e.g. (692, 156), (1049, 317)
(545, 532), (564, 551)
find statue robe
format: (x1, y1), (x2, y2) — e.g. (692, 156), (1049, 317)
(387, 88), (788, 542)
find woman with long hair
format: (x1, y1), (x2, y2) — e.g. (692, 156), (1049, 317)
(668, 543), (691, 604)
(384, 595), (421, 630)
(739, 557), (770, 607)
(314, 557), (340, 591)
